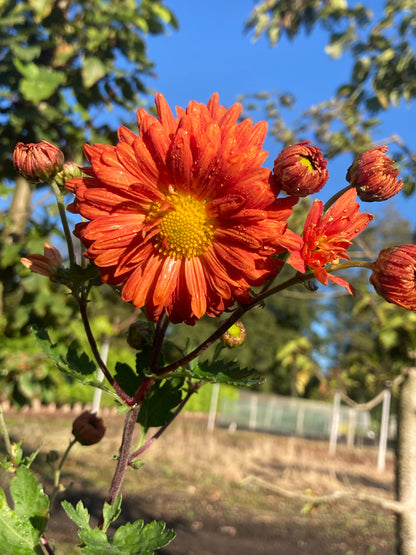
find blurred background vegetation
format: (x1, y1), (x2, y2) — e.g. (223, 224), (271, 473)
(1, 0), (416, 410)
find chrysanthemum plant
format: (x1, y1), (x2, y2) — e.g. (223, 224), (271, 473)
(2, 93), (413, 553)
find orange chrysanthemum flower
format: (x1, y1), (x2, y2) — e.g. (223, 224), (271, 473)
(66, 93), (302, 324)
(288, 189), (373, 293)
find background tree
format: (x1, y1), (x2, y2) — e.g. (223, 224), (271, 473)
(244, 0), (416, 194)
(0, 0), (177, 405)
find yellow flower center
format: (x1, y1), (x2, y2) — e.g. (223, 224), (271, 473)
(299, 155), (314, 173)
(153, 192), (214, 259)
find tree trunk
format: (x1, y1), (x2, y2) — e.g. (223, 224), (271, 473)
(396, 368), (416, 554)
(6, 175), (31, 242)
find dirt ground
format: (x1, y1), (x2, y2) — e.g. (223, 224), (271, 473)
(1, 410), (396, 554)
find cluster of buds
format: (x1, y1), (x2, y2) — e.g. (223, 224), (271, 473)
(272, 140), (411, 310)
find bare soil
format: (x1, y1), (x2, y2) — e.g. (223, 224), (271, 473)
(1, 410), (396, 554)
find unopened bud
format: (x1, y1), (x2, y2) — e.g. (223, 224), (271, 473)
(54, 161), (84, 188)
(346, 145), (403, 202)
(221, 321), (246, 348)
(127, 321), (153, 350)
(13, 141), (64, 183)
(72, 411), (106, 446)
(273, 141), (329, 197)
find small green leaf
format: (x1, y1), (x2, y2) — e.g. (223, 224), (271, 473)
(61, 500), (90, 529)
(102, 496), (122, 533)
(112, 520), (176, 553)
(82, 56), (107, 88)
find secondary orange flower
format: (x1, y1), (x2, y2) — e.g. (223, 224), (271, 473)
(370, 245), (416, 310)
(66, 93), (302, 324)
(288, 189), (373, 293)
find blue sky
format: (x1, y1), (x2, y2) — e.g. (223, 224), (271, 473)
(142, 0), (415, 229)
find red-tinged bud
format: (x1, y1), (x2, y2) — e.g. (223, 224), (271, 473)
(13, 141), (64, 183)
(21, 242), (63, 277)
(370, 245), (416, 310)
(273, 141), (329, 197)
(346, 146), (403, 202)
(221, 321), (246, 348)
(127, 321), (153, 350)
(72, 411), (106, 446)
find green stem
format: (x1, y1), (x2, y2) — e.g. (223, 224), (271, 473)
(50, 180), (76, 266)
(323, 183), (354, 212)
(0, 404), (17, 467)
(49, 438), (77, 507)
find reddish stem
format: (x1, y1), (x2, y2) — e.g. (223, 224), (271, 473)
(100, 405), (140, 524)
(77, 291), (134, 405)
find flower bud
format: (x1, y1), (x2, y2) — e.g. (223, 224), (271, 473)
(127, 321), (153, 350)
(346, 145), (403, 202)
(273, 141), (329, 197)
(13, 141), (64, 183)
(54, 161), (84, 188)
(21, 242), (63, 277)
(221, 321), (246, 348)
(370, 245), (416, 310)
(72, 411), (106, 446)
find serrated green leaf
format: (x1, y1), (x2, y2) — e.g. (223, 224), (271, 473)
(114, 362), (141, 397)
(102, 496), (122, 533)
(0, 467), (49, 554)
(10, 466), (49, 533)
(193, 359), (262, 387)
(112, 520), (176, 553)
(33, 328), (115, 397)
(79, 527), (109, 548)
(82, 56), (107, 88)
(66, 341), (96, 375)
(61, 500), (90, 529)
(137, 379), (184, 432)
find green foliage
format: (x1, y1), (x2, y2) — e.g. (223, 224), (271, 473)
(62, 499), (176, 554)
(0, 0), (178, 179)
(244, 0), (416, 194)
(33, 327), (116, 399)
(137, 378), (184, 432)
(0, 466), (49, 554)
